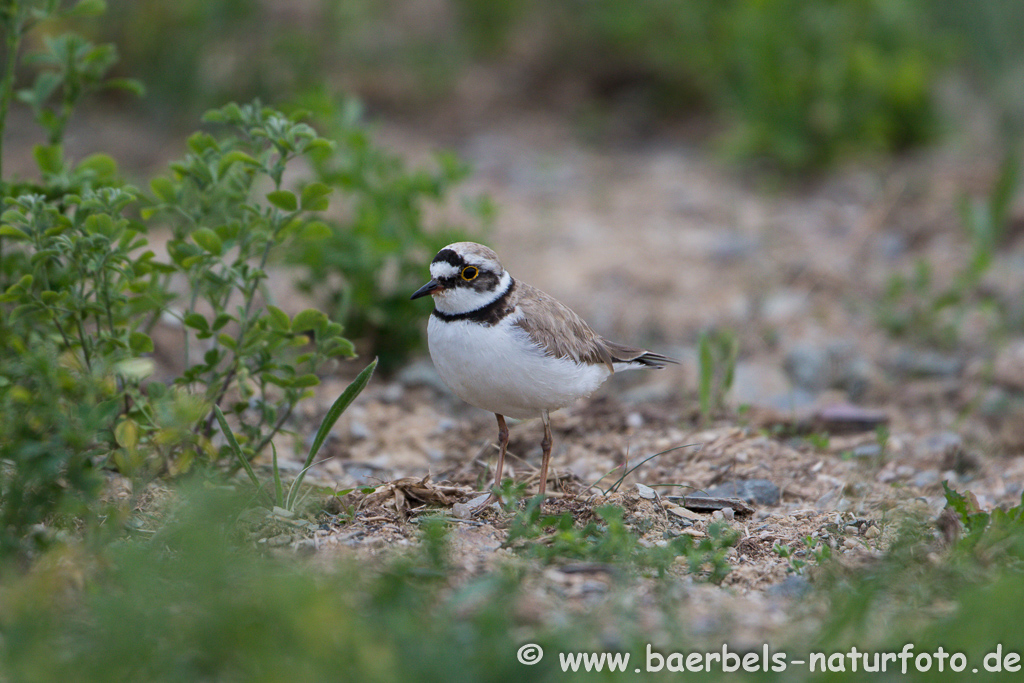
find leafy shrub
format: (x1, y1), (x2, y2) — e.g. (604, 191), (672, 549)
(0, 2), (377, 556)
(1, 100), (355, 482)
(454, 0), (941, 171)
(285, 91), (489, 370)
(0, 345), (110, 557)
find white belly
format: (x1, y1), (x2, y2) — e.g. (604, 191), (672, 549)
(427, 314), (611, 420)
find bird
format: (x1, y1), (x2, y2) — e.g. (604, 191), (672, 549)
(411, 242), (678, 505)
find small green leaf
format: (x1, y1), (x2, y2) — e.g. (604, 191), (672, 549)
(0, 225), (30, 240)
(211, 313), (234, 331)
(65, 0), (107, 18)
(75, 153), (118, 178)
(192, 227), (223, 255)
(150, 177), (176, 203)
(266, 190), (297, 212)
(184, 313), (209, 332)
(5, 274), (33, 294)
(300, 221), (333, 240)
(217, 150), (258, 176)
(114, 418), (139, 449)
(291, 374), (320, 388)
(266, 305), (291, 332)
(84, 214), (116, 237)
(129, 331), (154, 354)
(33, 144), (63, 175)
(292, 308), (328, 332)
(300, 182), (332, 211)
(103, 78), (145, 97)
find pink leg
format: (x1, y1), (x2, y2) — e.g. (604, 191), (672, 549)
(538, 410), (552, 497)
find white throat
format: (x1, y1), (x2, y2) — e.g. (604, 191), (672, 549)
(434, 270), (512, 315)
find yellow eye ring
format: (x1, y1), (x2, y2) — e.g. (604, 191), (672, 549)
(460, 266), (479, 281)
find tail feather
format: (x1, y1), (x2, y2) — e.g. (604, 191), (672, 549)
(603, 340), (679, 370)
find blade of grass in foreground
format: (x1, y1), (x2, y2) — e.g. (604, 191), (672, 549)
(286, 358), (377, 510)
(214, 404), (272, 505)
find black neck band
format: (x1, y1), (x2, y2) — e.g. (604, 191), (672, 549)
(431, 278), (516, 325)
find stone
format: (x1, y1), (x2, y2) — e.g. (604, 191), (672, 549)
(634, 483), (658, 500)
(396, 360), (451, 394)
(765, 575), (811, 600)
(994, 339), (1024, 390)
(693, 479), (781, 506)
(889, 349), (963, 379)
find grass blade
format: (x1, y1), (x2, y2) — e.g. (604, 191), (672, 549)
(286, 358), (377, 509)
(213, 405), (270, 504)
(271, 441), (284, 508)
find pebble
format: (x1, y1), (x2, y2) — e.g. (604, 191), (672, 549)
(721, 507), (735, 521)
(889, 349), (963, 379)
(380, 383), (404, 404)
(864, 524), (880, 539)
(349, 421), (371, 440)
(695, 479), (781, 506)
(626, 412), (644, 429)
(765, 575), (811, 600)
(993, 339), (1024, 389)
(919, 431), (963, 457)
(453, 493), (492, 519)
(396, 360), (451, 394)
(634, 483), (658, 500)
(782, 343), (873, 399)
(578, 580), (608, 596)
(667, 505), (701, 522)
(850, 444), (882, 459)
(912, 469), (941, 489)
(433, 418), (458, 434)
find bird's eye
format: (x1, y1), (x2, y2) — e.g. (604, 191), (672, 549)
(461, 266), (479, 281)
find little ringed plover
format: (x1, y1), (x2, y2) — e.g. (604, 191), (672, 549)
(412, 242), (678, 503)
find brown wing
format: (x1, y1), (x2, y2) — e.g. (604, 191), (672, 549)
(512, 282), (615, 370)
(513, 282), (680, 371)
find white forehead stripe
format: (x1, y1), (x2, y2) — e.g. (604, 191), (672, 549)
(430, 262), (461, 279)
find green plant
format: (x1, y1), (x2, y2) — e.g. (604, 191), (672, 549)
(876, 152), (1021, 347)
(216, 357), (377, 512)
(1, 0), (135, 180)
(0, 1), (365, 557)
(1, 100), (355, 481)
(774, 535), (834, 576)
(943, 482), (1024, 567)
(505, 499), (737, 580)
(697, 327), (738, 422)
(0, 344), (110, 557)
(452, 0), (941, 172)
(285, 91), (490, 370)
(145, 100), (355, 460)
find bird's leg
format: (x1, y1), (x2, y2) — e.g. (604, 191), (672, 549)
(538, 409), (552, 497)
(492, 413), (509, 493)
(475, 414), (509, 510)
